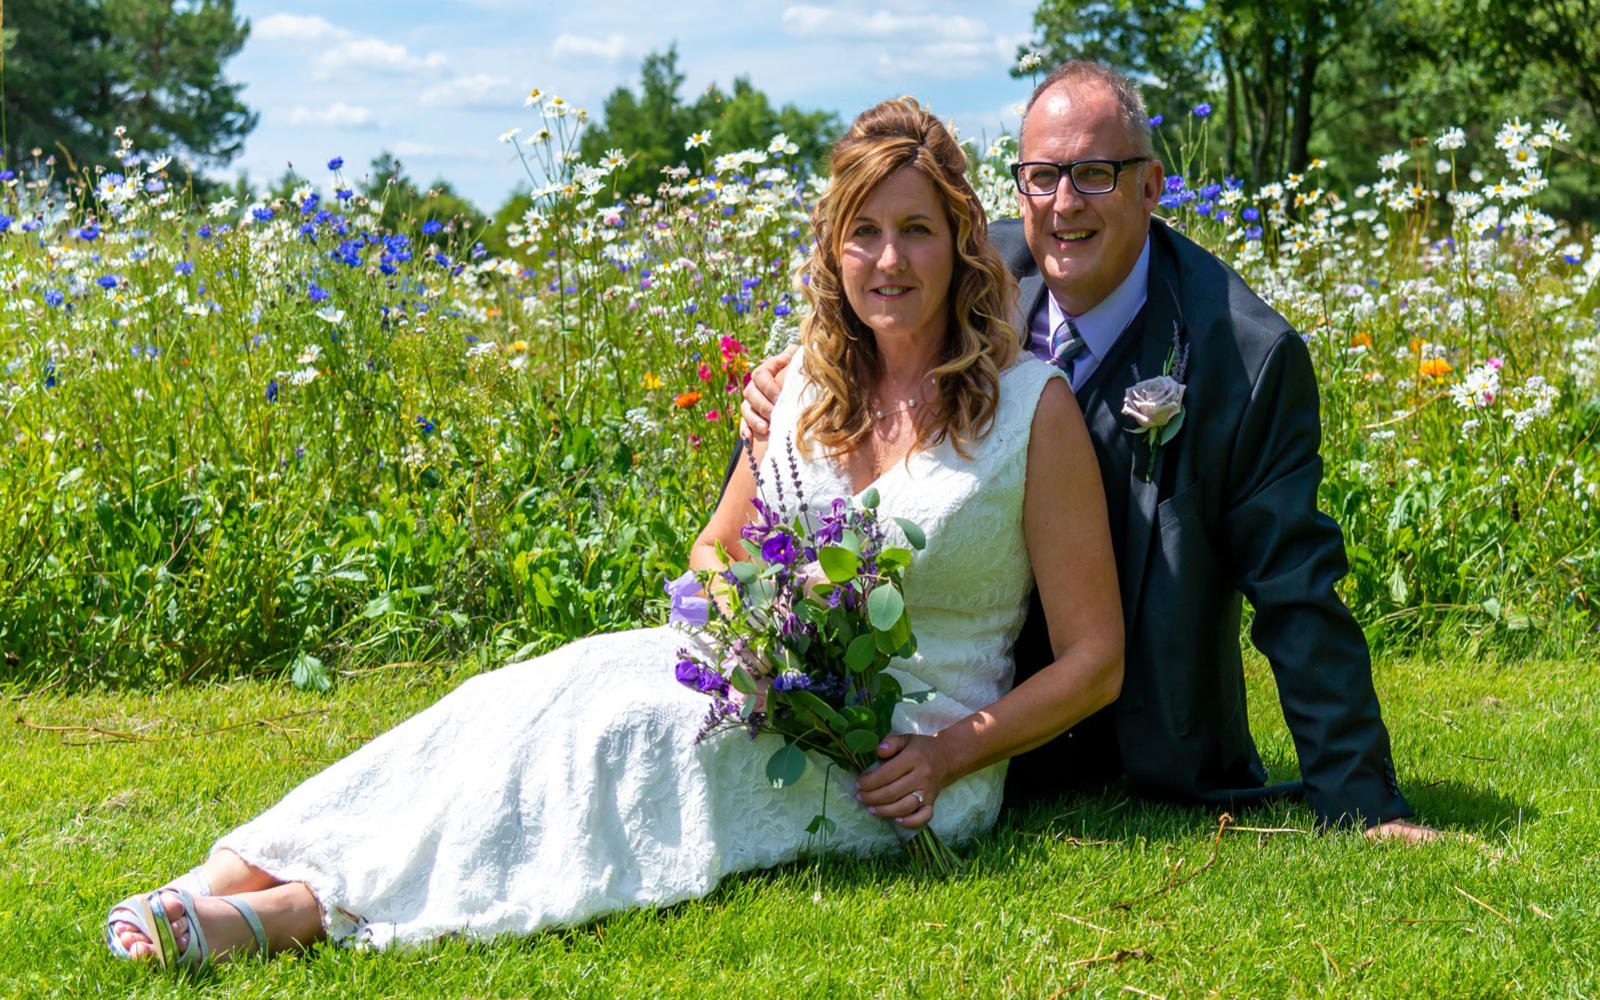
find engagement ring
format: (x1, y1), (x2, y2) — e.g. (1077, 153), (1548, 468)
(911, 790), (925, 806)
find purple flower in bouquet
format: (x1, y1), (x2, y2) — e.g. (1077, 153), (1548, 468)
(772, 669), (812, 693)
(674, 656), (701, 686)
(761, 532), (799, 567)
(664, 570), (710, 627)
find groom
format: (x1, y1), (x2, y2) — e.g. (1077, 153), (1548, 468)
(743, 61), (1433, 840)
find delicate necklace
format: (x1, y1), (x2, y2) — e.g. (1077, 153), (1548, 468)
(872, 376), (934, 420)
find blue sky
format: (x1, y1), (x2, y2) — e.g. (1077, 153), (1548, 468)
(228, 1), (1042, 210)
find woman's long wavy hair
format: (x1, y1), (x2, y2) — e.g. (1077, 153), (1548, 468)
(796, 97), (1019, 460)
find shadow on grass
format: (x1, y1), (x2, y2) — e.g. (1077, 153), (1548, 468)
(1406, 778), (1537, 834)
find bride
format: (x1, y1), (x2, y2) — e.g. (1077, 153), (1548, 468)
(106, 97), (1124, 968)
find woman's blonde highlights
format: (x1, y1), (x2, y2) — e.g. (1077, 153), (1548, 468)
(796, 97), (1019, 460)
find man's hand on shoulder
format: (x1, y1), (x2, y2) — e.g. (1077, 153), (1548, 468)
(1364, 818), (1444, 844)
(740, 344), (796, 441)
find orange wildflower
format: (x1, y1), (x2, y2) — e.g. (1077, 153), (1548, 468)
(1351, 331), (1373, 349)
(1418, 358), (1453, 379)
(673, 391), (702, 408)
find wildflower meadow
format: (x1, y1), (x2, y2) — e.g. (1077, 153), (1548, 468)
(3, 99), (1594, 692)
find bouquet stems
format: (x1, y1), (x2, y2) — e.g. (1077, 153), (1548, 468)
(902, 825), (963, 876)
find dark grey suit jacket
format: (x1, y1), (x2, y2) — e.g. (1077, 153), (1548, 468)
(996, 216), (1412, 828)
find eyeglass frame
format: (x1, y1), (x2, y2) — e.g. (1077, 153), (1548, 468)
(1008, 157), (1152, 197)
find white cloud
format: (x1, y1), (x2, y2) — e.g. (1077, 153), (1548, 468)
(876, 36), (1026, 79)
(419, 73), (512, 108)
(252, 13), (350, 44)
(285, 103), (379, 129)
(311, 39), (449, 79)
(551, 33), (630, 62)
(781, 5), (985, 41)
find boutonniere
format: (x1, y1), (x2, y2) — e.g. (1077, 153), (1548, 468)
(1122, 324), (1189, 482)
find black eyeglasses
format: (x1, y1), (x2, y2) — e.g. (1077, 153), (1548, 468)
(1009, 157), (1150, 197)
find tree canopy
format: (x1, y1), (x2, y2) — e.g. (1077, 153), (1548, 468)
(1017, 0), (1600, 214)
(0, 0), (255, 178)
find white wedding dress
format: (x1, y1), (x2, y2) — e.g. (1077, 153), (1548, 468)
(218, 355), (1062, 948)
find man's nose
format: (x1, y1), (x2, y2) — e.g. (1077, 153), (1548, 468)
(1050, 178), (1086, 214)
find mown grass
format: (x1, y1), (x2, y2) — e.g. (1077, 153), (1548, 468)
(4, 648), (1595, 998)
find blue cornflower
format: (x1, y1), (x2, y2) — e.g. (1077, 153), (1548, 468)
(335, 188), (353, 201)
(432, 252), (449, 267)
(1165, 176), (1186, 193)
(1199, 182), (1222, 200)
(773, 303), (792, 317)
(145, 179), (165, 193)
(415, 414), (436, 435)
(772, 669), (813, 693)
(0, 214), (11, 232)
(471, 242), (486, 259)
(1225, 175), (1244, 189)
(421, 220), (443, 235)
(299, 222), (317, 238)
(252, 206), (275, 223)
(21, 219), (38, 232)
(1193, 102), (1212, 117)
(76, 222), (101, 240)
(1158, 193), (1182, 208)
(198, 224), (214, 239)
(265, 379), (279, 403)
(174, 261), (194, 276)
(0, 170), (14, 181)
(328, 156), (344, 171)
(44, 289), (65, 308)
(1148, 114), (1163, 126)
(1241, 207), (1260, 222)
(97, 274), (119, 289)
(300, 193), (320, 215)
(44, 360), (57, 389)
(683, 302), (697, 314)
(1245, 226), (1263, 240)
(1195, 200), (1214, 215)
(308, 283), (329, 302)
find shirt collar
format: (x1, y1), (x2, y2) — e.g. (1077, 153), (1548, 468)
(1046, 235), (1151, 361)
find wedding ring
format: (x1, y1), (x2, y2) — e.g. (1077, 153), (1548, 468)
(911, 790), (925, 806)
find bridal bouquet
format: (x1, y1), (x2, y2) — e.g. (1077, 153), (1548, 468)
(665, 451), (961, 875)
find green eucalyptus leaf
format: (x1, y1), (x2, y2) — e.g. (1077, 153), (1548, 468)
(766, 744), (808, 788)
(788, 689), (847, 731)
(843, 727), (880, 756)
(893, 517), (927, 550)
(867, 586), (904, 632)
(840, 528), (862, 554)
(859, 487), (880, 509)
(818, 546), (860, 583)
(845, 632), (878, 673)
(878, 547), (913, 571)
(729, 560), (759, 583)
(729, 664), (756, 694)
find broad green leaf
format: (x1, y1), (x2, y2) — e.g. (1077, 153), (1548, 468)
(1481, 598), (1502, 620)
(878, 546), (913, 571)
(729, 664), (756, 694)
(805, 814), (838, 837)
(893, 517), (927, 550)
(840, 528), (862, 554)
(867, 586), (904, 631)
(900, 688), (937, 704)
(859, 486), (879, 509)
(843, 727), (880, 756)
(767, 743), (808, 787)
(841, 705), (874, 730)
(1158, 406), (1186, 445)
(845, 632), (878, 673)
(740, 538), (764, 560)
(818, 546), (860, 583)
(729, 560), (759, 583)
(788, 689), (847, 731)
(289, 652), (330, 693)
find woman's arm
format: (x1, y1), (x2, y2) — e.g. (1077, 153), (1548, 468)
(689, 440), (762, 573)
(854, 377), (1125, 829)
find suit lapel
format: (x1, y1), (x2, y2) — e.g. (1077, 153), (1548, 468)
(1116, 232), (1186, 627)
(1015, 273), (1047, 348)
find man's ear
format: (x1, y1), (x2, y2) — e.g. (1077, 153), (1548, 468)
(1141, 160), (1166, 212)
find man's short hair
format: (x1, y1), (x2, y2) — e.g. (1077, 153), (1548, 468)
(1023, 61), (1154, 159)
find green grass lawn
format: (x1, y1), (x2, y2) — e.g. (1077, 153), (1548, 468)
(4, 651), (1596, 999)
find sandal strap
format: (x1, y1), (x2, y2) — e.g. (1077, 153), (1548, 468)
(216, 895), (269, 958)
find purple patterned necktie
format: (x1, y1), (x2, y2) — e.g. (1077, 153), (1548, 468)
(1049, 317), (1087, 384)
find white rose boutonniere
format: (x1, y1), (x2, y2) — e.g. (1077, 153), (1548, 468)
(1123, 325), (1190, 482)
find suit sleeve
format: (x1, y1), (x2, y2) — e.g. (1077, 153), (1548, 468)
(1221, 331), (1413, 828)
